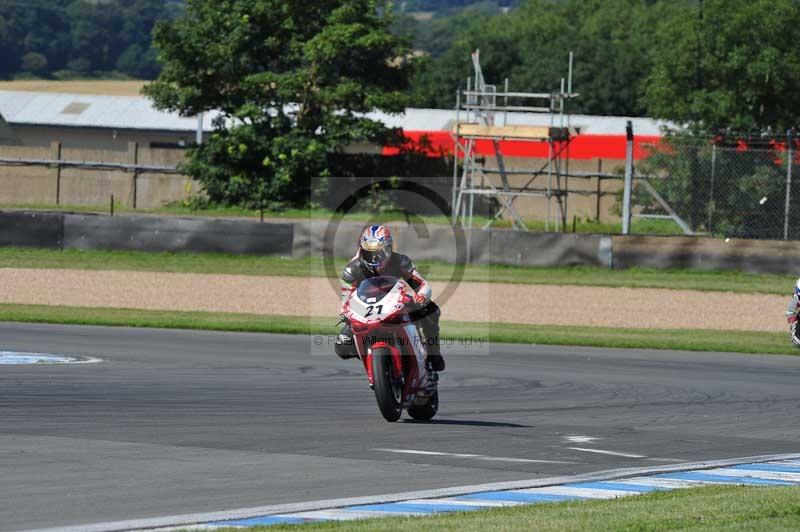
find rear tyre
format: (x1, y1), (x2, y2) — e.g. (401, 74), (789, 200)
(372, 347), (402, 422)
(408, 390), (438, 421)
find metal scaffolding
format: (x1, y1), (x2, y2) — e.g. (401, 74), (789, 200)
(451, 50), (578, 235)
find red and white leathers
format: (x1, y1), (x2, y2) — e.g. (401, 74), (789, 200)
(339, 252), (431, 312)
(336, 251), (442, 369)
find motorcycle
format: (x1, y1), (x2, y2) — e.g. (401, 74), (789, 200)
(342, 275), (439, 422)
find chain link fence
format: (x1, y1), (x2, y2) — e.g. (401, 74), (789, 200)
(633, 136), (798, 240)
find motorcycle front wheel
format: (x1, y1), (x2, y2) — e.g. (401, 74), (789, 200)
(372, 347), (403, 422)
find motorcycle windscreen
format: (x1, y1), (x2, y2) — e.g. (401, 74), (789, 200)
(356, 275), (399, 303)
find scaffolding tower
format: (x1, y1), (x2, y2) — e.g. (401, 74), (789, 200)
(451, 50), (579, 234)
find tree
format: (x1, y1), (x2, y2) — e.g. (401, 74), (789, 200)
(0, 0), (71, 79)
(144, 0), (411, 208)
(564, 0), (682, 117)
(20, 52), (48, 74)
(406, 0), (680, 116)
(643, 0), (800, 133)
(116, 44), (160, 79)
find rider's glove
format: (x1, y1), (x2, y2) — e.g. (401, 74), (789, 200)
(413, 292), (428, 305)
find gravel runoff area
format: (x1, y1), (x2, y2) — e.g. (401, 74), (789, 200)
(0, 268), (787, 332)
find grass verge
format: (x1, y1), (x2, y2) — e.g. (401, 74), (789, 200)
(0, 247), (793, 295)
(0, 303), (795, 355)
(209, 485), (800, 532)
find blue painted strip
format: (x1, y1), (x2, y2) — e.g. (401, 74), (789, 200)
(730, 463), (800, 474)
(456, 491), (583, 503)
(566, 481), (664, 493)
(345, 502), (482, 514)
(655, 472), (795, 486)
(210, 515), (309, 526)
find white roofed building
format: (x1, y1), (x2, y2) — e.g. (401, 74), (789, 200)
(0, 90), (670, 159)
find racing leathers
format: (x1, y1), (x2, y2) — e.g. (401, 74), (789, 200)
(787, 295), (800, 347)
(335, 253), (444, 371)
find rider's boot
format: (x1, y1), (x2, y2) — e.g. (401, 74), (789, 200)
(426, 339), (445, 372)
(334, 325), (358, 360)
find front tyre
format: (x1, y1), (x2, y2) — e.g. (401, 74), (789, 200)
(408, 390), (438, 421)
(372, 347), (402, 422)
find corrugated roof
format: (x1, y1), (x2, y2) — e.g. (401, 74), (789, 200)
(0, 90), (671, 136)
(0, 91), (219, 132)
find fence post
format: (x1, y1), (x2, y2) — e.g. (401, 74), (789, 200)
(596, 159), (602, 222)
(196, 114), (204, 145)
(707, 142), (716, 229)
(784, 129), (794, 241)
(621, 121), (634, 235)
(129, 141), (139, 209)
(50, 141), (62, 205)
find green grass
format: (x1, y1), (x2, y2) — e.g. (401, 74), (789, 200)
(0, 203), (683, 234)
(0, 303), (795, 355)
(0, 247), (792, 295)
(207, 485), (800, 532)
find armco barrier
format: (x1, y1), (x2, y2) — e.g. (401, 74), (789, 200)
(0, 211), (293, 255)
(3, 210), (799, 273)
(63, 214), (293, 255)
(291, 219), (612, 268)
(0, 211), (63, 249)
(611, 235), (800, 275)
(468, 231), (613, 268)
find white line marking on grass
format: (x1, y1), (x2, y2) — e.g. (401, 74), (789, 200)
(373, 448), (575, 464)
(568, 447), (646, 458)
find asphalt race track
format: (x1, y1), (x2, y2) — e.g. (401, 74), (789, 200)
(2, 323), (800, 531)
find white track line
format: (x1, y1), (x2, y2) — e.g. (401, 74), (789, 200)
(701, 468), (800, 482)
(287, 509), (419, 520)
(771, 460), (800, 466)
(518, 486), (639, 499)
(373, 448), (574, 464)
(610, 477), (697, 489)
(565, 435), (600, 444)
(402, 497), (512, 508)
(567, 447), (646, 458)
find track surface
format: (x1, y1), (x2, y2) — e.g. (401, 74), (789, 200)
(1, 323), (800, 531)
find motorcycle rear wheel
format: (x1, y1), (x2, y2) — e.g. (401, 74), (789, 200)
(372, 347), (403, 422)
(408, 390), (438, 421)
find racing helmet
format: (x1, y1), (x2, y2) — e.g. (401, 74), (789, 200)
(359, 225), (393, 274)
(795, 278), (800, 299)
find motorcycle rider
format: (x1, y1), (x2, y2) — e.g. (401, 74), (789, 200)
(334, 224), (445, 371)
(787, 278), (800, 347)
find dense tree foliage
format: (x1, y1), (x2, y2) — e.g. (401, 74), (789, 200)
(399, 0), (518, 13)
(401, 0), (800, 129)
(145, 0), (410, 208)
(643, 0), (800, 133)
(0, 0), (182, 80)
(406, 0), (683, 117)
